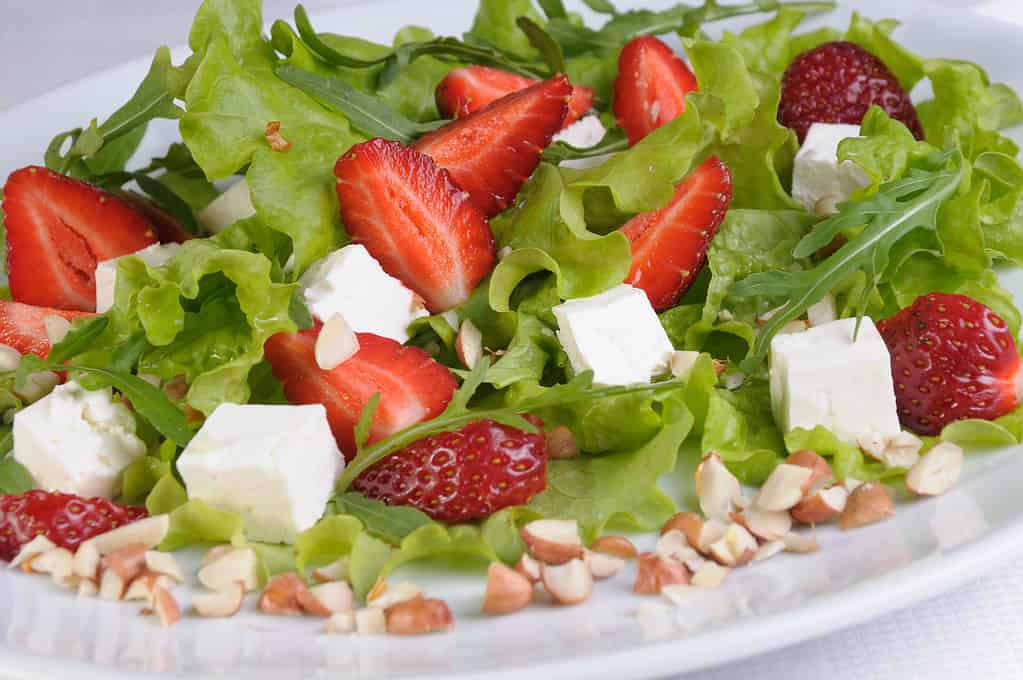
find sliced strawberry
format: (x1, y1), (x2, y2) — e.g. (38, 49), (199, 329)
(623, 156), (732, 311)
(120, 191), (195, 244)
(264, 328), (457, 460)
(414, 75), (572, 217)
(613, 35), (699, 146)
(3, 167), (158, 312)
(0, 299), (93, 358)
(436, 66), (593, 128)
(335, 138), (496, 312)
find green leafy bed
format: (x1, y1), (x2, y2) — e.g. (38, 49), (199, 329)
(3, 0), (1023, 591)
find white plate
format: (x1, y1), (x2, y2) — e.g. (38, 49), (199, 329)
(2, 0), (1023, 678)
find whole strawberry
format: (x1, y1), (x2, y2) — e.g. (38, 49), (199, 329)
(877, 293), (1021, 435)
(778, 41), (924, 143)
(353, 418), (547, 522)
(0, 490), (148, 562)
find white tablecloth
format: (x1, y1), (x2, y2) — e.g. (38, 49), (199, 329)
(2, 1), (1022, 678)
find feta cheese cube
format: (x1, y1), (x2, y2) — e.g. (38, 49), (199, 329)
(300, 244), (428, 343)
(95, 243), (181, 313)
(791, 123), (870, 215)
(553, 284), (675, 386)
(177, 404), (343, 544)
(769, 317), (901, 445)
(13, 381), (146, 498)
(198, 179), (256, 234)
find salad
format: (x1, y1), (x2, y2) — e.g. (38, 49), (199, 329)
(1, 0), (1022, 635)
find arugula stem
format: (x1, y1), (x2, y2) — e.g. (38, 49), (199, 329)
(336, 379), (687, 490)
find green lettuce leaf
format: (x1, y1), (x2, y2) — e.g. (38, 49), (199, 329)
(467, 0), (545, 59)
(784, 427), (896, 481)
(702, 381), (785, 484)
(527, 393), (694, 541)
(182, 0), (362, 274)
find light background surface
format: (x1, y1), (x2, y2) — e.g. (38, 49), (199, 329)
(1, 1), (1022, 678)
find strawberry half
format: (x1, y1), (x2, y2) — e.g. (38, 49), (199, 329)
(877, 293), (1021, 435)
(335, 138), (496, 312)
(0, 490), (147, 562)
(436, 65), (594, 128)
(353, 417), (547, 522)
(613, 35), (699, 146)
(623, 156), (732, 311)
(415, 75), (572, 217)
(779, 41), (924, 143)
(264, 328), (458, 460)
(0, 300), (92, 358)
(3, 167), (159, 312)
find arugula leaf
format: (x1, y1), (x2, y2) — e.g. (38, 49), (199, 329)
(546, 0), (835, 56)
(46, 47), (186, 178)
(582, 0), (619, 14)
(536, 0), (568, 19)
(516, 17), (566, 75)
(276, 65), (442, 143)
(331, 492), (433, 545)
(293, 4), (391, 69)
(734, 151), (967, 369)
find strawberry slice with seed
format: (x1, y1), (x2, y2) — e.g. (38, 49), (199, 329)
(3, 166), (159, 311)
(415, 75), (572, 217)
(623, 156), (732, 311)
(613, 35), (698, 146)
(334, 138), (496, 313)
(0, 300), (93, 358)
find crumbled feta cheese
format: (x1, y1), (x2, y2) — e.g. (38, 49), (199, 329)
(769, 317), (901, 445)
(13, 381), (146, 498)
(176, 404), (343, 544)
(791, 123), (870, 215)
(300, 245), (428, 343)
(95, 243), (181, 313)
(198, 179), (256, 234)
(553, 284), (675, 386)
(552, 116), (607, 149)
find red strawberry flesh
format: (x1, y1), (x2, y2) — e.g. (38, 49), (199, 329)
(0, 490), (147, 562)
(352, 417), (547, 522)
(335, 138), (496, 313)
(623, 156), (733, 311)
(436, 65), (593, 127)
(3, 166), (159, 311)
(0, 300), (92, 358)
(877, 293), (1021, 435)
(613, 35), (698, 146)
(264, 328), (457, 460)
(415, 75), (571, 217)
(778, 41), (924, 143)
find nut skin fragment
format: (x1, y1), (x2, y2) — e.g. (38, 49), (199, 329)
(258, 572), (308, 616)
(633, 553), (690, 595)
(265, 121), (292, 151)
(152, 586), (181, 628)
(791, 485), (848, 525)
(385, 597), (455, 635)
(483, 562), (533, 615)
(520, 520), (584, 565)
(784, 450), (834, 493)
(101, 543), (148, 583)
(545, 426), (580, 460)
(590, 535), (638, 560)
(840, 483), (894, 530)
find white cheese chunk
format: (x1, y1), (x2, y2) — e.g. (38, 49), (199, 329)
(791, 123), (870, 215)
(177, 404), (343, 544)
(95, 243), (181, 314)
(769, 317), (901, 445)
(300, 244), (428, 343)
(198, 179), (256, 234)
(554, 116), (618, 171)
(13, 381), (146, 498)
(553, 284), (675, 386)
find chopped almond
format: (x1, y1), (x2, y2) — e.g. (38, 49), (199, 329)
(258, 572), (307, 616)
(840, 483), (894, 530)
(385, 597), (454, 635)
(633, 553), (689, 595)
(541, 559), (593, 605)
(520, 519), (584, 565)
(483, 562), (533, 615)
